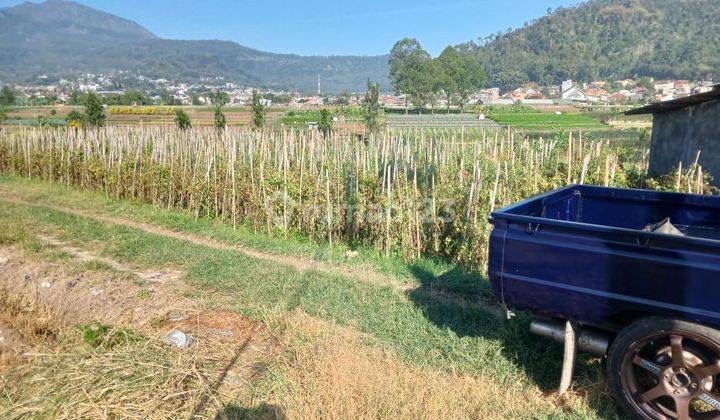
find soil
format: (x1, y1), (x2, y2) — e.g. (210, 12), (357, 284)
(0, 320), (26, 360)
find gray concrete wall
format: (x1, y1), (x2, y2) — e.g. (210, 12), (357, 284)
(648, 99), (720, 183)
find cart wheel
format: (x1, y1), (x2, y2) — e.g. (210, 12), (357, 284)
(607, 318), (720, 419)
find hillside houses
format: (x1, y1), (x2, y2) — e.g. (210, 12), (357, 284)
(583, 87), (609, 102)
(561, 85), (587, 101)
(3, 70), (715, 110)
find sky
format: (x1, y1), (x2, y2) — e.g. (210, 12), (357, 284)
(1, 0), (584, 56)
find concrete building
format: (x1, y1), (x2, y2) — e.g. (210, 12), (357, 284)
(626, 85), (720, 183)
(562, 86), (587, 101)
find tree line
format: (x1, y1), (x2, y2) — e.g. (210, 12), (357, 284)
(1, 81), (385, 136)
(389, 39), (485, 112)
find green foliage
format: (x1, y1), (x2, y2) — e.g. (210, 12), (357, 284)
(212, 91), (229, 131)
(282, 109), (319, 126)
(482, 103), (538, 115)
(389, 38), (435, 110)
(65, 110), (84, 127)
(437, 46), (485, 111)
(68, 90), (85, 105)
(79, 323), (144, 349)
(136, 288), (151, 300)
(251, 90), (266, 129)
(174, 109), (192, 130)
(0, 86), (16, 106)
(117, 90), (151, 106)
(262, 92), (292, 105)
(83, 92), (106, 128)
(318, 108), (333, 137)
(211, 92), (230, 107)
(108, 106), (175, 115)
(159, 89), (176, 106)
(487, 111), (606, 130)
(390, 40), (485, 112)
(362, 80), (383, 134)
(214, 107), (226, 131)
(0, 106), (7, 123)
(462, 0), (720, 88)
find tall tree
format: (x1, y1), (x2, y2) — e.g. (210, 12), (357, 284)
(251, 90), (266, 129)
(0, 86), (16, 106)
(160, 89), (176, 106)
(437, 46), (486, 111)
(389, 38), (434, 112)
(119, 90), (150, 106)
(83, 92), (105, 128)
(437, 47), (461, 110)
(212, 91), (229, 131)
(362, 80), (383, 135)
(424, 59), (444, 113)
(210, 91), (229, 107)
(318, 108), (333, 138)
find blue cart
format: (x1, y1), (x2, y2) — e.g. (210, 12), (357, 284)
(488, 185), (720, 419)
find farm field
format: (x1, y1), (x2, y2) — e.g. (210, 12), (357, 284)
(385, 113), (499, 129)
(482, 106), (651, 152)
(1, 105), (285, 127)
(0, 125), (706, 419)
(485, 110), (608, 131)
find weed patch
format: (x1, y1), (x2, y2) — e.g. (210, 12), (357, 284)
(79, 323), (145, 349)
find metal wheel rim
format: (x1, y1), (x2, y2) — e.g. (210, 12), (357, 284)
(620, 331), (720, 420)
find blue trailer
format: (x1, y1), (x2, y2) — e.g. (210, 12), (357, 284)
(488, 185), (720, 420)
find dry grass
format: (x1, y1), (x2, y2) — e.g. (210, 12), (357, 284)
(0, 287), (59, 370)
(0, 244), (279, 419)
(0, 306), (277, 420)
(268, 311), (588, 419)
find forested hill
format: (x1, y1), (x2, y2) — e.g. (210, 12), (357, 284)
(0, 0), (390, 92)
(461, 0), (720, 89)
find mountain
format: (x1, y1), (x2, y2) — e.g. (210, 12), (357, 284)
(461, 0), (720, 89)
(0, 0), (157, 78)
(0, 0), (389, 92)
(1, 0), (718, 93)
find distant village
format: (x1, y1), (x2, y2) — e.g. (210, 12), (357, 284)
(4, 71), (716, 109)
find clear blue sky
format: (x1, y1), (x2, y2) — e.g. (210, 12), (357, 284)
(2, 0), (584, 56)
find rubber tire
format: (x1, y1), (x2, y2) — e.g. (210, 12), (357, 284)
(607, 317), (720, 419)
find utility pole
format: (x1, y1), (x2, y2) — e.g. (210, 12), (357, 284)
(317, 74), (321, 96)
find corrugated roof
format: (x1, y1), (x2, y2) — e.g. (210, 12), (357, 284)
(625, 84), (720, 115)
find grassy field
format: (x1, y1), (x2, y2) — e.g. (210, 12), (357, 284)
(486, 111), (608, 131)
(0, 175), (619, 418)
(483, 105), (651, 150)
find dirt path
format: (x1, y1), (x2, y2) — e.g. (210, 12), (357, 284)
(38, 233), (183, 285)
(0, 196), (506, 320)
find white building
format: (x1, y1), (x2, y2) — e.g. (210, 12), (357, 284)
(562, 86), (587, 101)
